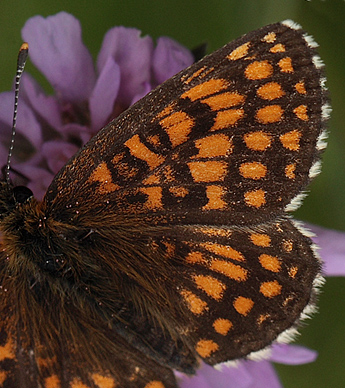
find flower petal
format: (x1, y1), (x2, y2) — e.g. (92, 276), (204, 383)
(309, 224), (345, 276)
(243, 360), (283, 388)
(90, 57), (120, 131)
(0, 143), (8, 167)
(41, 140), (79, 174)
(60, 123), (92, 145)
(152, 36), (194, 85)
(130, 82), (152, 105)
(97, 27), (153, 105)
(269, 344), (318, 365)
(21, 73), (62, 130)
(0, 91), (42, 149)
(178, 362), (253, 388)
(21, 12), (96, 102)
(14, 165), (54, 200)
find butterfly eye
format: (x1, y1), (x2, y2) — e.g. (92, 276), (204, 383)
(13, 186), (33, 204)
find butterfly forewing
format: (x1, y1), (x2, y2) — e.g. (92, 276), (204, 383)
(46, 21), (325, 227)
(0, 20), (327, 388)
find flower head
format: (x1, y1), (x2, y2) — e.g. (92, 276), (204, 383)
(0, 11), (193, 199)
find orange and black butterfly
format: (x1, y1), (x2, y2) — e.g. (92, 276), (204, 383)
(0, 20), (328, 387)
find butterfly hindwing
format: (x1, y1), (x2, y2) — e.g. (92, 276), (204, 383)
(163, 218), (320, 363)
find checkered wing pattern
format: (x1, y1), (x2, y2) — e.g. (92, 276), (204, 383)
(0, 21), (328, 388)
(46, 21), (327, 227)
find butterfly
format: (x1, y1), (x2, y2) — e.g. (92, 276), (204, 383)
(0, 20), (328, 388)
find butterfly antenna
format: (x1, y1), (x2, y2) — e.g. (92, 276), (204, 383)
(5, 42), (29, 186)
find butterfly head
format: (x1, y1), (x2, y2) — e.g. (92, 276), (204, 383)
(0, 181), (34, 221)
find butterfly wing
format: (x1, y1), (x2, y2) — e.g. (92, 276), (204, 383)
(0, 21), (327, 387)
(41, 19), (326, 374)
(160, 218), (321, 363)
(45, 20), (327, 227)
(0, 298), (178, 388)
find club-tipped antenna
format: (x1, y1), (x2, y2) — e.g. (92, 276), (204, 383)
(5, 42), (29, 186)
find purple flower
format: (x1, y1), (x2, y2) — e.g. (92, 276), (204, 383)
(0, 11), (193, 199)
(178, 344), (317, 388)
(1, 11), (345, 388)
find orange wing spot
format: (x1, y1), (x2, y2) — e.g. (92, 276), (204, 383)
(125, 134), (165, 169)
(244, 189), (266, 208)
(91, 374), (116, 388)
(71, 379), (89, 388)
(257, 82), (285, 100)
(182, 79), (229, 101)
(259, 254), (281, 272)
(270, 43), (285, 53)
(260, 280), (282, 298)
(0, 371), (7, 385)
(295, 81), (307, 94)
(201, 242), (245, 261)
(294, 104), (309, 121)
(116, 162), (138, 178)
(239, 162), (267, 180)
(285, 163), (296, 179)
(163, 165), (175, 182)
(201, 92), (245, 110)
(140, 187), (163, 210)
(187, 161), (227, 182)
(162, 241), (175, 257)
(245, 60), (273, 80)
(283, 240), (293, 253)
(193, 134), (233, 159)
(213, 318), (233, 335)
(228, 42), (251, 60)
(186, 251), (207, 264)
(197, 227), (232, 238)
(258, 314), (270, 324)
(37, 356), (57, 369)
(278, 57), (294, 73)
(180, 290), (208, 314)
(288, 266), (299, 278)
(243, 131), (272, 151)
(262, 32), (276, 43)
(211, 109), (244, 130)
(144, 382), (165, 388)
(195, 339), (219, 358)
(0, 339), (15, 361)
(169, 186), (189, 197)
(45, 375), (61, 388)
(233, 296), (254, 316)
(184, 66), (207, 84)
(250, 233), (271, 247)
(280, 130), (301, 151)
(256, 105), (283, 124)
(193, 274), (226, 300)
(210, 259), (248, 281)
(112, 153), (124, 164)
(143, 173), (160, 185)
(160, 111), (194, 147)
(147, 135), (161, 146)
(203, 185), (227, 210)
(89, 162), (120, 194)
(156, 103), (174, 119)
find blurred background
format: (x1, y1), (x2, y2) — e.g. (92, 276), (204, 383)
(0, 0), (344, 387)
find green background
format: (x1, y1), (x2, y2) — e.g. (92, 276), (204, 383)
(0, 0), (344, 387)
